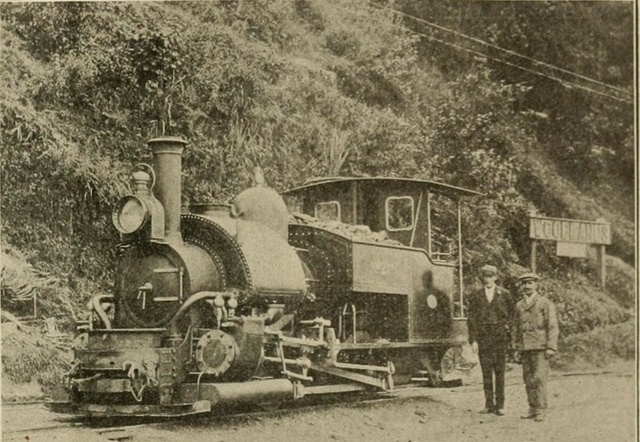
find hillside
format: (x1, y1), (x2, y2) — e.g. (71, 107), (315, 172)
(0, 1), (635, 395)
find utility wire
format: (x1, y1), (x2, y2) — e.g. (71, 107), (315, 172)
(374, 3), (632, 99)
(350, 2), (632, 104)
(415, 29), (633, 104)
(379, 4), (630, 96)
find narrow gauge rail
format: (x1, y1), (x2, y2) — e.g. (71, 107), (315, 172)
(7, 390), (407, 440)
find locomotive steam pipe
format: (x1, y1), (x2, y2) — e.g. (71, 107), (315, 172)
(148, 136), (187, 243)
(91, 294), (114, 329)
(168, 291), (229, 335)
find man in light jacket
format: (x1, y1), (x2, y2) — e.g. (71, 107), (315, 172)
(512, 272), (559, 422)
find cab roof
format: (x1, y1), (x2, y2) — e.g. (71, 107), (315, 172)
(282, 176), (483, 199)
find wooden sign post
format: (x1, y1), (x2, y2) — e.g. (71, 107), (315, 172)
(529, 215), (611, 287)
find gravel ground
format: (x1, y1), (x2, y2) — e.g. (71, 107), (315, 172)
(2, 361), (635, 442)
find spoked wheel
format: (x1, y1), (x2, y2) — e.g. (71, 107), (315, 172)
(441, 346), (458, 373)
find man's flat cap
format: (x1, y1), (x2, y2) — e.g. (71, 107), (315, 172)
(480, 265), (498, 276)
(518, 272), (540, 282)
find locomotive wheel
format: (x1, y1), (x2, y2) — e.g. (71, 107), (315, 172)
(423, 348), (446, 387)
(441, 347), (457, 372)
(441, 345), (478, 374)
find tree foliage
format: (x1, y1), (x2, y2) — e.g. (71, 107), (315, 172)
(0, 1), (634, 329)
(399, 0), (634, 210)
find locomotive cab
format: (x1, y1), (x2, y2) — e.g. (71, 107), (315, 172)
(283, 177), (481, 365)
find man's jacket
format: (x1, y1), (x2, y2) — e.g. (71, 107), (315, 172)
(467, 286), (513, 344)
(512, 294), (559, 352)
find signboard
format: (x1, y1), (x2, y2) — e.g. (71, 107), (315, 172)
(528, 214), (610, 287)
(529, 216), (611, 245)
(556, 242), (588, 258)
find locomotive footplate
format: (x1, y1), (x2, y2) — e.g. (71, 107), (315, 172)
(48, 379), (296, 417)
(46, 400), (212, 418)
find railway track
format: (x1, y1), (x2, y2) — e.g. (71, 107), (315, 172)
(5, 370), (629, 441)
(2, 389), (403, 441)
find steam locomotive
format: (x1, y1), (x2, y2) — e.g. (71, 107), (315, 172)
(50, 137), (481, 417)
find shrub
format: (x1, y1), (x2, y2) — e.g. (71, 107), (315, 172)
(552, 321), (635, 369)
(537, 274), (632, 337)
(1, 320), (72, 390)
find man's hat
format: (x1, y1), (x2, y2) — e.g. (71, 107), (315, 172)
(480, 265), (498, 276)
(518, 272), (540, 282)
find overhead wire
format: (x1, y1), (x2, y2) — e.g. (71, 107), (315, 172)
(376, 4), (632, 98)
(341, 1), (632, 104)
(398, 23), (633, 104)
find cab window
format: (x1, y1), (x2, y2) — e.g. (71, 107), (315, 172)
(315, 201), (341, 221)
(385, 196), (414, 231)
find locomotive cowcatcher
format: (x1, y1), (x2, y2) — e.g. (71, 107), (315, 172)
(49, 137), (481, 417)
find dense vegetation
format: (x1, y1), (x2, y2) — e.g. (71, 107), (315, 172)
(0, 1), (635, 383)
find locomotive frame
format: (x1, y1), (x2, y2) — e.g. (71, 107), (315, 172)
(49, 137), (481, 418)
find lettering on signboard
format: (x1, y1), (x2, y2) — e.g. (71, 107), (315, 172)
(529, 217), (611, 245)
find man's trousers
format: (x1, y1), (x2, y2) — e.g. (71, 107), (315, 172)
(521, 350), (549, 416)
(478, 340), (507, 410)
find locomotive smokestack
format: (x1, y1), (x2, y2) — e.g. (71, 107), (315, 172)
(148, 137), (187, 243)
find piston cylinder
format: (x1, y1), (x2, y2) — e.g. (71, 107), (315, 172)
(210, 379), (294, 406)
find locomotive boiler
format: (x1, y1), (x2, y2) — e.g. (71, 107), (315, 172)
(50, 137), (481, 417)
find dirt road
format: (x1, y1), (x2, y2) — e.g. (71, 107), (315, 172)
(2, 362), (635, 442)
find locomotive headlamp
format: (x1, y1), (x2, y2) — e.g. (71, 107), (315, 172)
(113, 195), (149, 234)
(112, 165), (163, 238)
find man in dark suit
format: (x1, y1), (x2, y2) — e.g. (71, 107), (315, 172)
(467, 265), (513, 415)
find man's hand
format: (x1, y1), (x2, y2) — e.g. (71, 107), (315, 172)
(545, 349), (556, 359)
(471, 341), (478, 354)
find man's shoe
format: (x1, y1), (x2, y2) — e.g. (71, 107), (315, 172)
(479, 408), (494, 414)
(520, 413), (536, 419)
(495, 409), (505, 416)
(534, 415), (545, 422)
